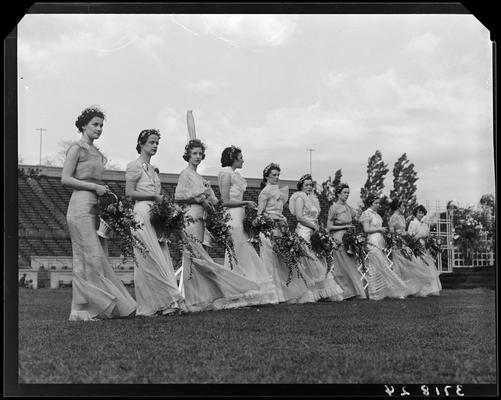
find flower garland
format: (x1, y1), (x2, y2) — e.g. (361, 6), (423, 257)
(270, 221), (311, 286)
(204, 200), (238, 270)
(96, 193), (148, 262)
(242, 205), (276, 248)
(310, 227), (337, 276)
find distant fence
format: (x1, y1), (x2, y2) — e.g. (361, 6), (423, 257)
(424, 200), (495, 271)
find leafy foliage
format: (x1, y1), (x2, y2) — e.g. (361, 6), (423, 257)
(341, 222), (368, 271)
(96, 193), (147, 261)
(242, 205), (275, 248)
(310, 227), (337, 276)
(205, 201), (238, 270)
(360, 150), (389, 208)
(271, 221), (311, 286)
(389, 153), (419, 217)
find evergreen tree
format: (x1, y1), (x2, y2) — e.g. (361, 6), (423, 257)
(320, 169), (343, 206)
(319, 169), (342, 227)
(360, 150), (389, 208)
(389, 153), (419, 216)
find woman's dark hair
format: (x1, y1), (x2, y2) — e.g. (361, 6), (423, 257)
(220, 145), (242, 167)
(136, 129), (161, 154)
(297, 174), (313, 190)
(260, 163), (280, 189)
(390, 198), (401, 211)
(183, 139), (206, 162)
(365, 193), (380, 208)
(334, 183), (350, 198)
(75, 106), (105, 133)
(413, 204), (428, 217)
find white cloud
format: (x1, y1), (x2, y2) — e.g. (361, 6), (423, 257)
(404, 32), (442, 55)
(200, 15), (297, 48)
(186, 79), (220, 95)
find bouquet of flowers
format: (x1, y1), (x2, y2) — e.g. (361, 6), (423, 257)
(342, 223), (368, 270)
(149, 195), (195, 252)
(401, 233), (427, 262)
(271, 222), (311, 286)
(384, 231), (414, 261)
(205, 201), (238, 269)
(310, 227), (337, 276)
(242, 206), (276, 247)
(424, 235), (443, 259)
(96, 192), (148, 261)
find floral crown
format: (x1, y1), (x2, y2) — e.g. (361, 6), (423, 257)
(138, 129), (160, 143)
(299, 173), (312, 184)
(186, 138), (206, 149)
(335, 182), (349, 194)
(82, 105), (104, 115)
(228, 145), (240, 160)
(263, 162), (280, 176)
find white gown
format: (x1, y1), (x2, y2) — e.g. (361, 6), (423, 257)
(408, 217), (442, 296)
(175, 166), (262, 312)
(126, 159), (185, 316)
(258, 184), (312, 303)
(388, 213), (437, 297)
(360, 209), (409, 300)
(289, 191), (345, 302)
(218, 167), (279, 305)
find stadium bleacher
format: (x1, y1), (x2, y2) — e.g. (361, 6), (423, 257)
(17, 164), (306, 286)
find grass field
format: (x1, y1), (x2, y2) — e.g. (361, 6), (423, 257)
(18, 288), (496, 384)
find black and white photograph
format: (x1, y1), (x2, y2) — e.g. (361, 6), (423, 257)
(5, 2), (497, 396)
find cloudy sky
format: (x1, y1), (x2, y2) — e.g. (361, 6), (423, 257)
(18, 14), (494, 208)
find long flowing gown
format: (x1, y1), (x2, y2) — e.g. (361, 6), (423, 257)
(408, 217), (442, 296)
(258, 184), (312, 303)
(217, 167), (279, 305)
(126, 159), (185, 316)
(289, 191), (345, 302)
(360, 208), (409, 300)
(327, 202), (367, 299)
(388, 213), (437, 297)
(175, 166), (262, 312)
(66, 140), (137, 321)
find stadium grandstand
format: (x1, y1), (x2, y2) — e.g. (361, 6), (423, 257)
(17, 164), (315, 289)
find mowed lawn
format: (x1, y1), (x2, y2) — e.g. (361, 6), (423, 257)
(18, 288), (496, 384)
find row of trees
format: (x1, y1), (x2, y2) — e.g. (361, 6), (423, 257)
(318, 150), (496, 262)
(320, 150), (418, 221)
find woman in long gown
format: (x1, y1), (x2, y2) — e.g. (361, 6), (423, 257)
(62, 106), (136, 321)
(125, 129), (187, 316)
(288, 174), (344, 302)
(257, 163), (313, 303)
(326, 184), (367, 299)
(175, 139), (262, 312)
(408, 205), (442, 296)
(359, 194), (409, 300)
(388, 199), (436, 297)
(217, 146), (279, 305)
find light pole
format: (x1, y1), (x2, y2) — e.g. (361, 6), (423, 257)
(35, 128), (47, 165)
(306, 148), (315, 176)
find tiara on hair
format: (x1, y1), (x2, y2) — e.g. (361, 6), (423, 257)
(299, 173), (312, 183)
(82, 106), (103, 115)
(138, 129), (159, 142)
(263, 162), (280, 175)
